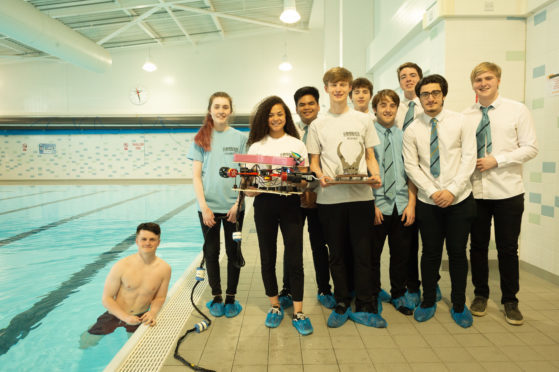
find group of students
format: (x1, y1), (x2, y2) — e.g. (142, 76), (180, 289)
(81, 60), (538, 343)
(188, 60), (538, 336)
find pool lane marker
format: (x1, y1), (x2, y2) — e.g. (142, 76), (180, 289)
(0, 191), (156, 248)
(0, 197), (196, 356)
(0, 190), (106, 216)
(0, 190), (56, 201)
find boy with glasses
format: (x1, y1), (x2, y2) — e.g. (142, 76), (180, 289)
(402, 75), (477, 328)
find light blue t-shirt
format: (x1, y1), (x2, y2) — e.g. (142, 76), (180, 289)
(373, 121), (409, 215)
(187, 128), (248, 213)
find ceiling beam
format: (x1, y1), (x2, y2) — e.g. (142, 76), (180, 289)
(0, 38), (30, 53)
(114, 0), (163, 46)
(96, 5), (161, 45)
(171, 4), (308, 33)
(44, 0), (201, 19)
(158, 0), (195, 45)
(203, 0), (225, 38)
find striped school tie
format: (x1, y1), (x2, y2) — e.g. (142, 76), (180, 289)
(430, 118), (440, 178)
(476, 105), (493, 158)
(383, 128), (396, 199)
(302, 125), (309, 144)
(402, 101), (416, 131)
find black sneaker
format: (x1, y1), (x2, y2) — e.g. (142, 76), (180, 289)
(504, 302), (524, 325)
(470, 296), (488, 317)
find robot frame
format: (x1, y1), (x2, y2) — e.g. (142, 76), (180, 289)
(219, 152), (317, 196)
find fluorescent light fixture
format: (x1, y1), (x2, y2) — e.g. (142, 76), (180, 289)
(142, 60), (157, 72)
(280, 0), (300, 24)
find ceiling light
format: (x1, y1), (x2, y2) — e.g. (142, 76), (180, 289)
(142, 49), (157, 72)
(280, 0), (301, 24)
(278, 47), (292, 71)
(278, 60), (293, 71)
(142, 60), (157, 72)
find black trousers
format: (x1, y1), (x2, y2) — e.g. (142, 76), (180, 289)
(198, 211), (245, 296)
(416, 195), (476, 308)
(470, 194), (524, 304)
(318, 200), (377, 309)
(253, 194), (305, 302)
(282, 207), (332, 295)
(406, 224), (421, 293)
(372, 205), (415, 299)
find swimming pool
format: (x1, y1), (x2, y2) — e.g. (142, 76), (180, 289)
(0, 184), (203, 371)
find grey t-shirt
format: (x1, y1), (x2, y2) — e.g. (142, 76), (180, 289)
(307, 109), (379, 204)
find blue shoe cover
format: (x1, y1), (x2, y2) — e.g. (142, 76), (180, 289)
(265, 307), (284, 328)
(377, 297), (383, 314)
(224, 300), (242, 318)
(292, 317), (314, 335)
(317, 293), (336, 309)
(405, 290), (421, 309)
(206, 300), (225, 317)
(369, 312), (388, 328)
(379, 288), (391, 303)
(279, 294), (293, 309)
(451, 307), (473, 328)
(392, 295), (414, 315)
(349, 311), (388, 328)
(327, 307), (350, 328)
(414, 304), (437, 322)
(436, 285), (442, 302)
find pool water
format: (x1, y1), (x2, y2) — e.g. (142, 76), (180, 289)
(0, 184), (203, 372)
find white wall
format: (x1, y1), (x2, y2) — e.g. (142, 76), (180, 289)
(0, 30), (324, 116)
(368, 0), (444, 96)
(443, 18), (526, 110)
(370, 20), (445, 95)
(368, 1), (526, 111)
(521, 0), (559, 275)
(321, 0), (374, 79)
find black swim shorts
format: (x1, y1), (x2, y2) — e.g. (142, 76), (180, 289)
(87, 311), (146, 335)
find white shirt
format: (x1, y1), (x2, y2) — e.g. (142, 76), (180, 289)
(395, 96), (422, 130)
(403, 109), (476, 205)
(247, 134), (308, 188)
(462, 96), (538, 199)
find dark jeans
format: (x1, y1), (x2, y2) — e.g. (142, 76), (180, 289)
(318, 200), (377, 309)
(372, 205), (415, 299)
(282, 207), (332, 295)
(198, 211), (245, 296)
(470, 194), (524, 304)
(253, 194), (305, 301)
(416, 195), (476, 309)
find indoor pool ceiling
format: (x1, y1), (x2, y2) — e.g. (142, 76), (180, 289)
(0, 0), (314, 62)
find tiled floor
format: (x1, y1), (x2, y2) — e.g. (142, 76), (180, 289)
(160, 207), (559, 372)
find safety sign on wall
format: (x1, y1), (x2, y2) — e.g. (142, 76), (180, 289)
(39, 143), (56, 154)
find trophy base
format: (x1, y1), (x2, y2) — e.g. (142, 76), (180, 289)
(326, 174), (379, 185)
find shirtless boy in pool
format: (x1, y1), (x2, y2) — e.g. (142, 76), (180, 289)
(80, 222), (171, 348)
